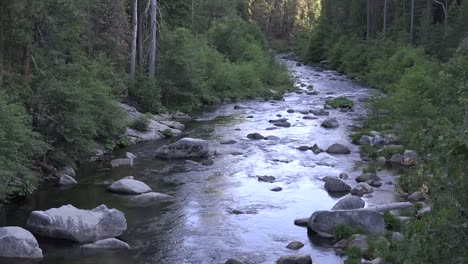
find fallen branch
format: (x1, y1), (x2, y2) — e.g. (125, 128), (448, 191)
(364, 202), (414, 212)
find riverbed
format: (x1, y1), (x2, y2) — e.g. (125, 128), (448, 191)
(0, 56), (399, 264)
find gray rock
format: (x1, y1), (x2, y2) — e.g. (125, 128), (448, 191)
(0, 227), (43, 259)
(269, 118), (288, 123)
(274, 121), (292, 127)
(294, 218), (309, 227)
(367, 180), (383, 188)
(58, 166), (76, 178)
(417, 206), (431, 217)
(297, 146), (310, 151)
(347, 234), (369, 253)
(287, 109), (295, 113)
(390, 154), (404, 166)
(26, 204), (126, 243)
(155, 138), (210, 159)
(247, 133), (265, 140)
(303, 115), (318, 120)
(392, 232), (404, 241)
(355, 173), (381, 183)
(326, 143), (351, 154)
(110, 158), (134, 168)
(310, 109), (330, 116)
(323, 177), (351, 193)
(359, 135), (373, 145)
(403, 150), (419, 166)
(201, 159), (214, 166)
(286, 241), (304, 250)
(107, 179), (152, 194)
(257, 176), (276, 183)
(339, 173), (349, 180)
(221, 140), (237, 145)
(225, 259), (245, 264)
(81, 238), (130, 250)
(128, 192), (173, 206)
(376, 156), (387, 165)
(350, 182), (374, 197)
(159, 120), (185, 131)
(332, 196), (365, 210)
(265, 135), (280, 140)
(234, 105), (248, 110)
(58, 174), (77, 186)
(277, 254), (312, 264)
(270, 187), (283, 192)
(311, 144), (324, 154)
(408, 191), (427, 202)
(321, 118), (339, 128)
(308, 209), (385, 238)
(125, 152), (137, 159)
(384, 134), (401, 145)
(362, 258), (388, 264)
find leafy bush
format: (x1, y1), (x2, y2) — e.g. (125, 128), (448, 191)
(130, 77), (163, 114)
(333, 225), (366, 240)
(129, 114), (151, 132)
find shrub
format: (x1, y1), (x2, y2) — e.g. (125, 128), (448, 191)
(333, 225), (366, 240)
(129, 114), (151, 132)
(327, 97), (355, 108)
(130, 77), (163, 114)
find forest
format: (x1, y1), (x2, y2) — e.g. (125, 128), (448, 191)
(0, 0), (467, 263)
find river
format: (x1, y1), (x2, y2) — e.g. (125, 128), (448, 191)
(0, 56), (398, 264)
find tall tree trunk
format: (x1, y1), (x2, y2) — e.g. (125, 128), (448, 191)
(130, 0), (138, 84)
(410, 0), (415, 44)
(148, 0), (157, 78)
(383, 0), (388, 37)
(22, 47), (30, 80)
(367, 0), (371, 39)
(191, 0), (195, 31)
(137, 4), (143, 69)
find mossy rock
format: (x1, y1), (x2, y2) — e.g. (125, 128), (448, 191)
(326, 97), (355, 109)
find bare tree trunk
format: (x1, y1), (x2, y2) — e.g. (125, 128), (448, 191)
(191, 0), (195, 31)
(434, 0), (448, 37)
(410, 0), (415, 44)
(148, 0), (157, 78)
(130, 0), (138, 85)
(383, 0), (388, 37)
(367, 0), (371, 39)
(22, 47), (30, 80)
(364, 202), (414, 212)
(137, 4), (143, 69)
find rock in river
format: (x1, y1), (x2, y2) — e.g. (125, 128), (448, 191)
(355, 173), (381, 183)
(350, 182), (374, 197)
(81, 238), (130, 250)
(26, 204), (127, 243)
(107, 178), (152, 194)
(321, 117), (339, 128)
(0, 226), (43, 259)
(128, 192), (173, 206)
(323, 176), (351, 193)
(155, 138), (210, 159)
(58, 174), (77, 186)
(247, 133), (265, 140)
(277, 254), (312, 264)
(326, 143), (351, 154)
(332, 196), (365, 210)
(286, 241), (305, 250)
(257, 176), (276, 183)
(308, 209), (385, 238)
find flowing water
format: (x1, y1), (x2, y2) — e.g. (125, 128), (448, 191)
(0, 56), (398, 264)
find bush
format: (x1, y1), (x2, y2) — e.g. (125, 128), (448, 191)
(129, 114), (151, 132)
(327, 97), (355, 108)
(130, 77), (164, 113)
(333, 225), (366, 240)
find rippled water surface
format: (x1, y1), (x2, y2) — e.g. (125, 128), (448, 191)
(1, 56), (398, 264)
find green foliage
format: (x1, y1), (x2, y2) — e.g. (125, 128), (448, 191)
(383, 212), (403, 231)
(129, 114), (151, 132)
(326, 97), (354, 109)
(270, 39), (290, 52)
(333, 225), (366, 240)
(0, 95), (47, 201)
(161, 129), (173, 138)
(362, 163), (378, 174)
(130, 77), (163, 113)
(377, 145), (405, 159)
(344, 247), (362, 264)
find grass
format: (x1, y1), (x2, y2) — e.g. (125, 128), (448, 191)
(327, 97), (355, 109)
(377, 145), (405, 159)
(334, 225), (367, 240)
(129, 114), (151, 132)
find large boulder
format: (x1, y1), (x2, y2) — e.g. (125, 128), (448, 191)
(0, 227), (43, 259)
(326, 143), (351, 154)
(26, 204), (127, 243)
(277, 254), (312, 264)
(323, 177), (351, 193)
(332, 196), (365, 210)
(58, 174), (77, 186)
(155, 138), (210, 159)
(107, 179), (152, 195)
(81, 238), (130, 250)
(321, 118), (339, 128)
(308, 209), (385, 238)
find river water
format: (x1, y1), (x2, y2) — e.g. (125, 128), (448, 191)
(0, 56), (398, 264)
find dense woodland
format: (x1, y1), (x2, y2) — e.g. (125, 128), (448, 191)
(296, 0), (468, 263)
(0, 0), (467, 263)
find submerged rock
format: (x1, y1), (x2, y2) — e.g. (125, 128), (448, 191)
(0, 227), (43, 259)
(81, 238), (130, 250)
(128, 192), (173, 206)
(26, 204), (126, 243)
(257, 176), (276, 183)
(311, 144), (324, 154)
(155, 138), (210, 159)
(247, 133), (265, 140)
(286, 241), (305, 250)
(277, 254), (312, 264)
(110, 158), (134, 168)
